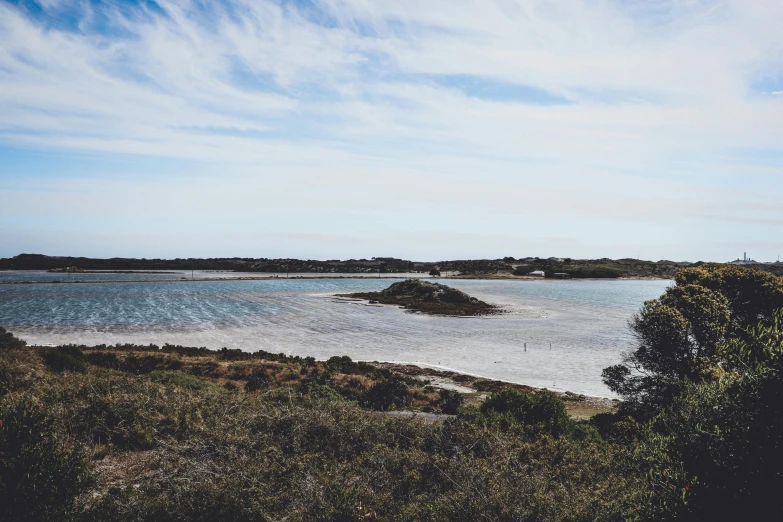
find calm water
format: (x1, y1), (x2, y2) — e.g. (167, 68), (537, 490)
(0, 270), (429, 282)
(0, 277), (670, 397)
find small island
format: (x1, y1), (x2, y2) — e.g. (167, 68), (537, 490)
(338, 279), (500, 316)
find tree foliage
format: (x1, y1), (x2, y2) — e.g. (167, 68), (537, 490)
(603, 264), (783, 419)
(600, 264), (783, 519)
(644, 310), (783, 519)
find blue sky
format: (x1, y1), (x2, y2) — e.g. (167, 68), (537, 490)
(1, 0), (782, 262)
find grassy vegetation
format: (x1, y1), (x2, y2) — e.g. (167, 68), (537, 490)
(339, 279), (500, 316)
(0, 329), (660, 521)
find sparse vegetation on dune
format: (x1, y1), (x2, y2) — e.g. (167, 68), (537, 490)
(0, 330), (649, 522)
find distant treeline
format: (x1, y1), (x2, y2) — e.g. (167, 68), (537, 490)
(512, 257), (690, 279)
(3, 253), (782, 278)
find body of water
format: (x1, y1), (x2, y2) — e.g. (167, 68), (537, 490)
(0, 277), (670, 397)
(0, 270), (428, 282)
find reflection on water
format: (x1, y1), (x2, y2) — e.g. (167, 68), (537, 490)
(0, 278), (670, 397)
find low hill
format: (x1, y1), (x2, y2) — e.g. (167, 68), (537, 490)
(3, 253), (781, 280)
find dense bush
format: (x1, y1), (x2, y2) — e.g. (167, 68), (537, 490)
(366, 377), (412, 411)
(437, 389), (463, 414)
(0, 327), (659, 521)
(0, 326), (26, 350)
(600, 265), (783, 518)
(40, 346), (87, 373)
(479, 388), (572, 437)
(245, 370), (270, 392)
(86, 351), (120, 369)
(603, 264), (783, 420)
(0, 398), (91, 521)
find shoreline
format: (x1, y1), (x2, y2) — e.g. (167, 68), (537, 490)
(369, 361), (618, 419)
(370, 361), (617, 398)
(24, 338), (617, 418)
(0, 274), (672, 285)
(24, 336), (615, 402)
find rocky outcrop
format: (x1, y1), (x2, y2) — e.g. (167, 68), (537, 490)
(339, 279), (500, 316)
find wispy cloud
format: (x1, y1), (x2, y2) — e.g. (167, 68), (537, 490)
(1, 0), (782, 260)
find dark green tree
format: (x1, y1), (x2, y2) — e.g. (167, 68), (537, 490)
(603, 264), (783, 419)
(642, 309), (783, 520)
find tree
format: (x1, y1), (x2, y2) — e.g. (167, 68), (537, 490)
(602, 264), (783, 419)
(429, 268), (441, 277)
(641, 309), (783, 520)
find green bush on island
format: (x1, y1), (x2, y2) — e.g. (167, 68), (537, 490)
(340, 279), (499, 316)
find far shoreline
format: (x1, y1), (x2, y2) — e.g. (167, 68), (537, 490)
(0, 273), (673, 285)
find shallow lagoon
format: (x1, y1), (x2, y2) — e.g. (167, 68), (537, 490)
(0, 277), (670, 397)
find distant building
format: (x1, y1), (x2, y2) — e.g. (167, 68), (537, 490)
(529, 270), (545, 277)
(729, 251), (756, 265)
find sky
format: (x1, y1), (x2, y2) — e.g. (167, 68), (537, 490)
(1, 0), (782, 262)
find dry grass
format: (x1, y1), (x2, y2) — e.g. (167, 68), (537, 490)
(1, 338), (655, 521)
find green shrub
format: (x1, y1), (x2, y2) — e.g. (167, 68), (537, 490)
(0, 398), (91, 521)
(326, 355), (355, 373)
(0, 326), (26, 350)
(298, 381), (345, 402)
(366, 378), (411, 411)
(86, 351), (120, 369)
(245, 371), (269, 392)
(40, 346), (87, 373)
(149, 370), (212, 391)
(120, 354), (167, 374)
(479, 389), (571, 437)
(438, 389), (463, 414)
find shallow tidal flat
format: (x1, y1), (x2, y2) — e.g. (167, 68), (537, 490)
(0, 277), (670, 397)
